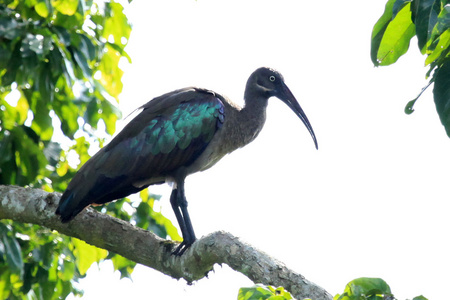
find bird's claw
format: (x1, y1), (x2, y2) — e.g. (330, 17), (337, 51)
(171, 240), (194, 256)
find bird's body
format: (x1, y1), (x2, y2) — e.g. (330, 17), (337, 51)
(56, 67), (317, 255)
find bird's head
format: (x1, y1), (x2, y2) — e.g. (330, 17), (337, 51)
(247, 67), (318, 149)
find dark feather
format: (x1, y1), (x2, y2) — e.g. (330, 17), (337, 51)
(56, 88), (225, 222)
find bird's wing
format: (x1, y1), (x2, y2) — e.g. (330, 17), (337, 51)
(56, 88), (225, 222)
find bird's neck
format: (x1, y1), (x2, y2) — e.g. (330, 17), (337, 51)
(236, 93), (269, 146)
(242, 94), (269, 118)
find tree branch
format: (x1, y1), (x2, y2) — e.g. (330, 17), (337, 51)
(0, 185), (332, 300)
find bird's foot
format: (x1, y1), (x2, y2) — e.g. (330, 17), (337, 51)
(171, 240), (195, 256)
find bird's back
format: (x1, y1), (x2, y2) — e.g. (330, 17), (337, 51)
(56, 88), (225, 222)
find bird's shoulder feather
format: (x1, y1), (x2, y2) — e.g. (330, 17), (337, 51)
(106, 87), (224, 151)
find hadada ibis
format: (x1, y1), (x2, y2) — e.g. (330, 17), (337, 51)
(56, 67), (318, 255)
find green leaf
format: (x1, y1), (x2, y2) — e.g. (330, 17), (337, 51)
(424, 6), (450, 73)
(267, 286), (293, 300)
(103, 2), (131, 46)
(53, 0), (79, 16)
(40, 242), (57, 269)
(98, 44), (124, 99)
(61, 50), (76, 84)
(238, 285), (294, 300)
(433, 60), (450, 137)
(73, 136), (91, 165)
(41, 279), (57, 300)
(31, 104), (54, 141)
(107, 41), (132, 63)
(44, 142), (62, 167)
(16, 94), (30, 124)
(1, 99), (18, 130)
(0, 271), (11, 299)
(100, 99), (120, 135)
(371, 1), (416, 66)
(392, 0), (411, 17)
(0, 134), (15, 184)
(52, 26), (71, 47)
(0, 16), (23, 40)
(429, 5), (450, 44)
(79, 34), (96, 61)
(40, 63), (55, 101)
(85, 98), (100, 129)
(53, 100), (79, 138)
(10, 126), (48, 185)
(405, 98), (418, 114)
(337, 278), (392, 300)
(21, 34), (42, 58)
(21, 263), (34, 294)
(404, 81), (433, 114)
(110, 254), (136, 279)
(0, 224), (24, 276)
(371, 0), (397, 65)
(73, 46), (92, 78)
(426, 28), (450, 65)
(72, 238), (107, 275)
(0, 44), (12, 69)
(239, 286), (274, 300)
(60, 260), (75, 281)
(3, 91), (31, 126)
(35, 1), (50, 18)
(411, 0), (441, 53)
(413, 296), (429, 300)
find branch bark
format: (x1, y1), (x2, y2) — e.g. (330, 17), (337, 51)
(0, 185), (332, 300)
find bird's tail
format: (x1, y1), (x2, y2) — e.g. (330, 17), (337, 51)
(56, 191), (83, 223)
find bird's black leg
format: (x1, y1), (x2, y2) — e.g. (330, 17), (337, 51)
(170, 188), (188, 254)
(178, 180), (196, 242)
(170, 179), (196, 255)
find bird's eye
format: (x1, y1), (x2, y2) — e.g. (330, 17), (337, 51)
(269, 75), (276, 82)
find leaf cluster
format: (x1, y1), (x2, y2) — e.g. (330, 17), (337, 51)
(0, 221), (84, 299)
(334, 277), (427, 300)
(371, 0), (450, 136)
(238, 285), (294, 300)
(241, 279), (428, 300)
(0, 0), (128, 189)
(240, 278), (428, 300)
(0, 1), (180, 299)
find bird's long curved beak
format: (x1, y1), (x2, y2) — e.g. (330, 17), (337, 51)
(278, 83), (318, 150)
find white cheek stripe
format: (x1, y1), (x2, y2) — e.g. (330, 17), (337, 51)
(256, 83), (272, 93)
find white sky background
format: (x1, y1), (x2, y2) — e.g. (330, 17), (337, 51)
(77, 1), (450, 299)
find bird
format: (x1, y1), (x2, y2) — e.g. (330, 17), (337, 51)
(56, 67), (318, 255)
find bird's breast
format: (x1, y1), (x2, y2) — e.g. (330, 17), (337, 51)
(184, 105), (266, 175)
